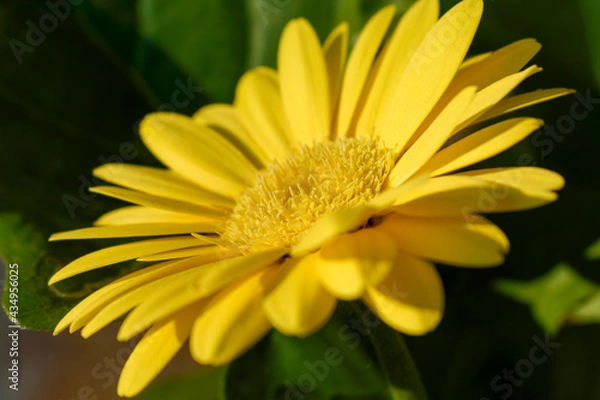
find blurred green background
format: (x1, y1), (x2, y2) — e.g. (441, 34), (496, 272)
(1, 0), (599, 399)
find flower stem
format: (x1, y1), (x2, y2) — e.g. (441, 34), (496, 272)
(348, 301), (428, 400)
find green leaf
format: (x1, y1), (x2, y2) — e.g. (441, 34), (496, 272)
(584, 238), (600, 261)
(569, 291), (600, 325)
(135, 367), (227, 400)
(495, 263), (599, 335)
(226, 308), (388, 399)
(269, 322), (386, 398)
(137, 0), (247, 103)
(75, 1), (211, 110)
(1, 214), (78, 329)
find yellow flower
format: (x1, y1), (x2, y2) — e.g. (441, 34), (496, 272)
(49, 0), (571, 397)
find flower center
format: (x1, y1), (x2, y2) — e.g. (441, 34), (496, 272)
(221, 137), (395, 253)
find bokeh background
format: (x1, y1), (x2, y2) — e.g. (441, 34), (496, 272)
(1, 0), (599, 399)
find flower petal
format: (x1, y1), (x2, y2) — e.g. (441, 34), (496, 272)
(117, 303), (200, 398)
(359, 0), (439, 136)
(318, 229), (396, 300)
(363, 253), (444, 335)
(118, 249), (286, 341)
(336, 6), (396, 138)
(140, 112), (256, 197)
(48, 236), (202, 285)
(56, 250), (236, 335)
(193, 103), (269, 167)
(94, 206), (213, 226)
(377, 0), (483, 153)
(458, 51), (491, 70)
(442, 38), (541, 106)
(263, 254), (337, 337)
(419, 117), (543, 177)
(455, 65), (542, 131)
(190, 268), (276, 365)
(137, 245), (219, 262)
(457, 167), (565, 192)
(234, 67), (293, 159)
(90, 186), (227, 218)
(81, 277), (181, 339)
(392, 170), (561, 217)
(323, 22), (349, 121)
(476, 88), (576, 123)
(94, 164), (233, 208)
(278, 18), (330, 144)
(389, 86), (476, 186)
(49, 223), (217, 241)
(374, 213), (508, 267)
(290, 204), (374, 257)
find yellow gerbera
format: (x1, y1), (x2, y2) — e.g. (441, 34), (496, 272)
(49, 0), (572, 397)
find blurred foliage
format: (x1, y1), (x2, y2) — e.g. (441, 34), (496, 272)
(0, 0), (599, 399)
(495, 263), (599, 335)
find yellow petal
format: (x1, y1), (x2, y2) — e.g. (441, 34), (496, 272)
(363, 253), (444, 335)
(193, 103), (269, 167)
(389, 86), (476, 186)
(442, 38), (541, 107)
(137, 245), (218, 262)
(263, 254), (337, 337)
(56, 250), (237, 335)
(374, 213), (507, 267)
(81, 277), (177, 339)
(48, 236), (201, 285)
(290, 204), (374, 257)
(336, 6), (396, 138)
(140, 112), (256, 197)
(90, 186), (226, 218)
(49, 222), (216, 241)
(94, 206), (213, 226)
(359, 0), (439, 136)
(458, 51), (492, 70)
(278, 19), (330, 144)
(234, 67), (293, 160)
(377, 0), (483, 153)
(476, 88), (576, 123)
(323, 22), (349, 120)
(190, 268), (276, 365)
(117, 303), (200, 398)
(93, 164), (233, 208)
(317, 229), (396, 300)
(457, 167), (565, 192)
(455, 65), (542, 131)
(419, 117), (543, 177)
(391, 172), (560, 217)
(118, 249), (286, 341)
